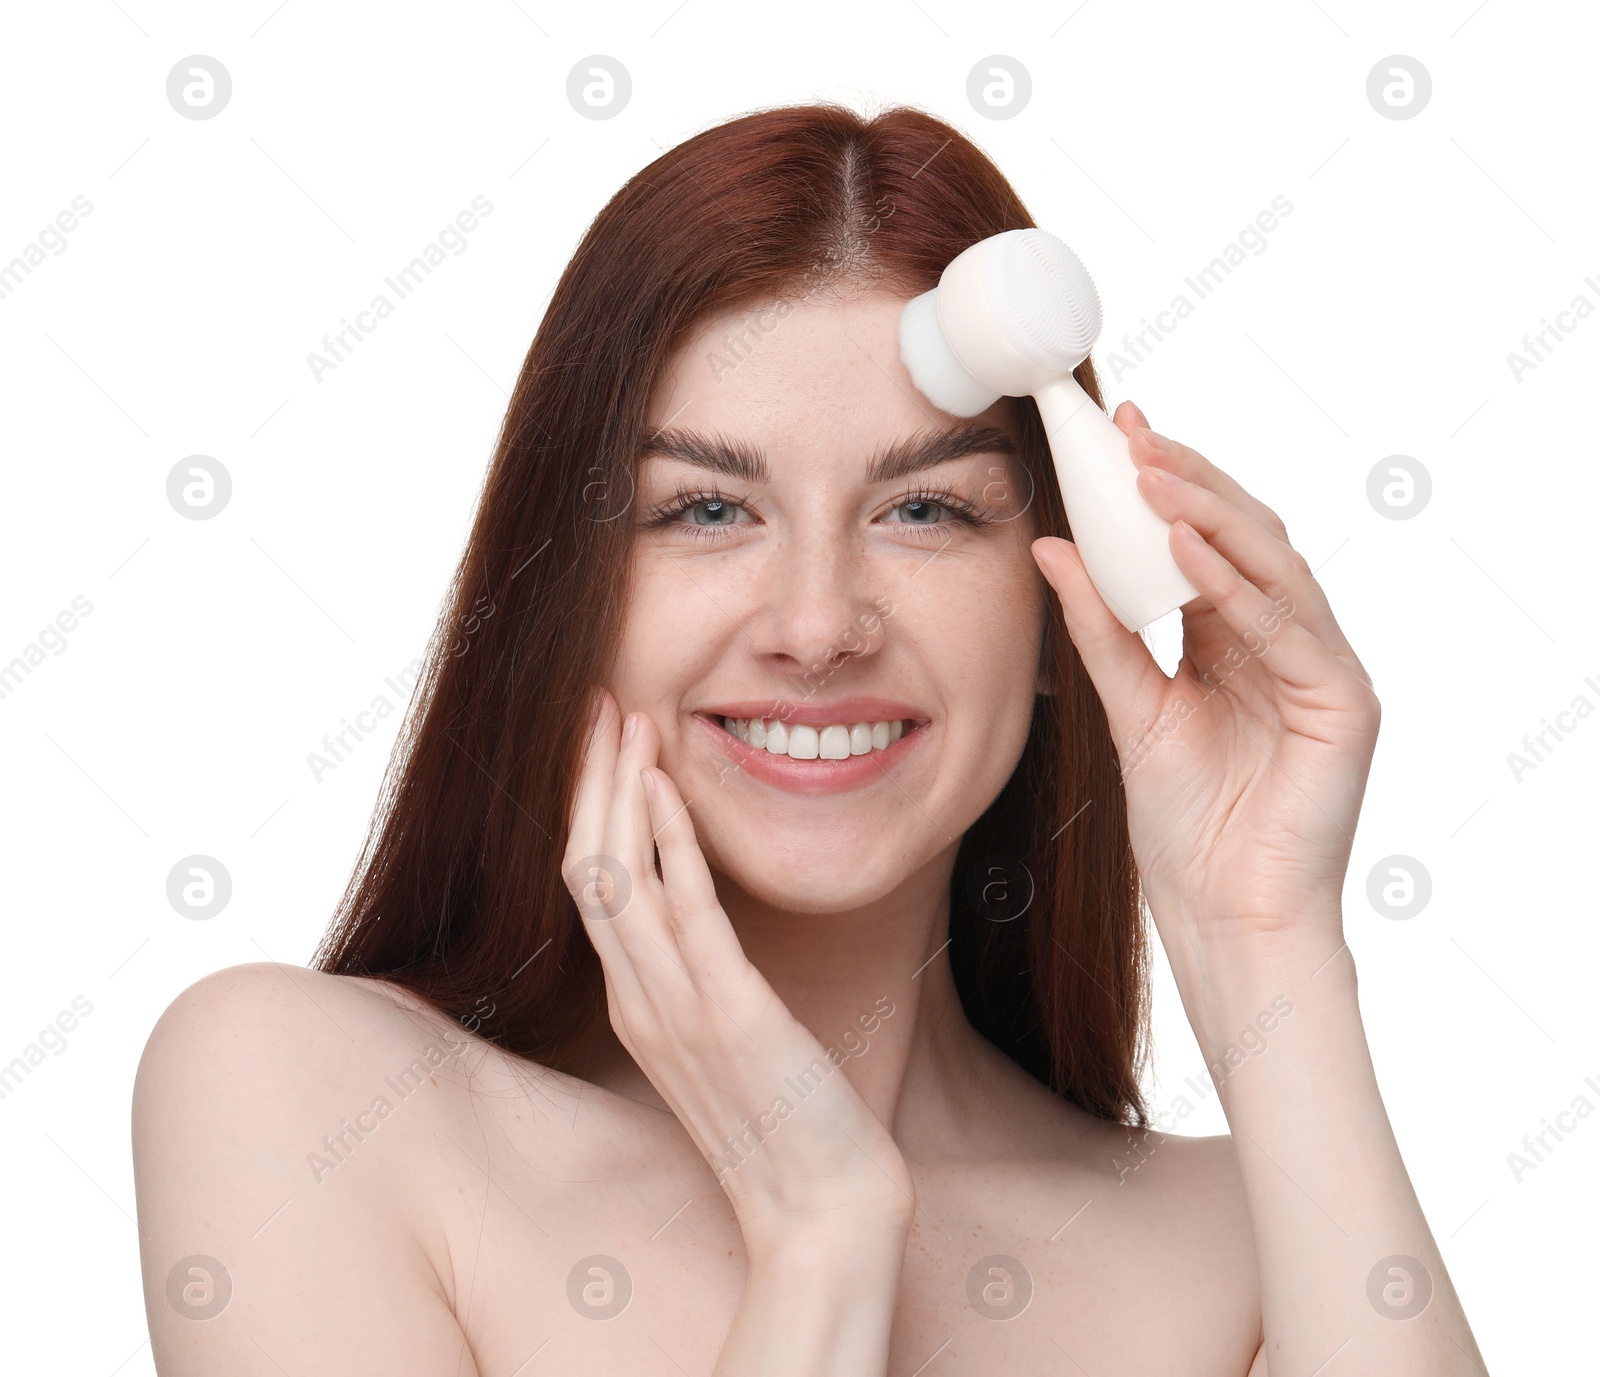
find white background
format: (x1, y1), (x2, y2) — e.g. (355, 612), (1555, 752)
(1, 1), (1594, 1372)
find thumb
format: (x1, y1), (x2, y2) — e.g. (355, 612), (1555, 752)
(1031, 535), (1168, 753)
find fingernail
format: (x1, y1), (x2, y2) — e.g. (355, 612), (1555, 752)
(639, 767), (655, 798)
(1141, 428), (1177, 453)
(1141, 462), (1181, 484)
(622, 712), (638, 745)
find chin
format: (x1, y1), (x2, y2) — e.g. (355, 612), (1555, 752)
(714, 863), (907, 917)
(699, 828), (916, 917)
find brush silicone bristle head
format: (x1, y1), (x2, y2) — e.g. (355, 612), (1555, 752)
(899, 231), (1104, 411)
(996, 231), (1102, 370)
(898, 288), (1000, 417)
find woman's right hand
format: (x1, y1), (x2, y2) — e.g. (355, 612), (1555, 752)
(562, 689), (917, 1260)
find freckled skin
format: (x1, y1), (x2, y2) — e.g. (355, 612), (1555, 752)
(131, 289), (1265, 1376)
(607, 286), (1050, 915)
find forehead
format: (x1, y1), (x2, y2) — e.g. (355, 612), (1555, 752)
(646, 288), (973, 459)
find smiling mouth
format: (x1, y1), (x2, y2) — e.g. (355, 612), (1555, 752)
(716, 714), (909, 760)
(690, 701), (929, 794)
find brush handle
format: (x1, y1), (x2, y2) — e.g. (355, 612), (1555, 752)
(1032, 376), (1201, 633)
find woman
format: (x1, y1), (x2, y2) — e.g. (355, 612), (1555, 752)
(132, 102), (1487, 1373)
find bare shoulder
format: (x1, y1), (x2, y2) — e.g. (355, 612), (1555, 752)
(969, 1040), (1254, 1230)
(1088, 1111), (1255, 1246)
(137, 958), (429, 1061)
(1094, 1113), (1261, 1324)
(135, 961), (483, 1155)
(130, 962), (591, 1375)
(1062, 1111), (1264, 1365)
(136, 960), (591, 1114)
(139, 955), (487, 1037)
(912, 1051), (1265, 1369)
(1109, 1114), (1247, 1192)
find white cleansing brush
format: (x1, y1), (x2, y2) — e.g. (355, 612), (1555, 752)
(898, 229), (1200, 633)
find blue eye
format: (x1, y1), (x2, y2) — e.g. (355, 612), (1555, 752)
(888, 498), (951, 525)
(641, 484), (992, 543)
(686, 498), (743, 526)
(641, 488), (756, 540)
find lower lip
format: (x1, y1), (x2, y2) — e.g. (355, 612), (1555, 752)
(691, 713), (927, 795)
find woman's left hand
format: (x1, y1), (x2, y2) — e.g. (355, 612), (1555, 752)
(1031, 400), (1380, 980)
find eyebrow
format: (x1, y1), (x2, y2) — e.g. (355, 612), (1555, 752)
(639, 421), (1018, 486)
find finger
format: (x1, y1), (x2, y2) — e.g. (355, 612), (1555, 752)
(562, 689), (640, 984)
(1031, 535), (1171, 754)
(1119, 404), (1373, 687)
(600, 710), (688, 974)
(1134, 458), (1373, 688)
(639, 763), (748, 981)
(566, 686), (617, 844)
(1124, 415), (1289, 544)
(1113, 398), (1151, 433)
(1163, 517), (1346, 697)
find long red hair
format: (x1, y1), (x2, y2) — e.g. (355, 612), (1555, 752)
(313, 100), (1152, 1129)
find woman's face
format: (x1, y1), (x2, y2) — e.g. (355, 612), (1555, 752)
(609, 285), (1048, 914)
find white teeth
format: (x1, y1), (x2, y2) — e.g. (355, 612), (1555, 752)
(786, 725), (819, 759)
(721, 714), (911, 760)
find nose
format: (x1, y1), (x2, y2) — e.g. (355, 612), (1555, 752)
(742, 520), (888, 688)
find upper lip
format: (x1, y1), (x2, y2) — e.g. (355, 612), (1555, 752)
(697, 697), (927, 729)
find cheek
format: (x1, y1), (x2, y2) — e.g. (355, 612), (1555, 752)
(609, 557), (710, 703)
(935, 551), (1045, 755)
(878, 557), (1042, 810)
(900, 541), (1045, 683)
